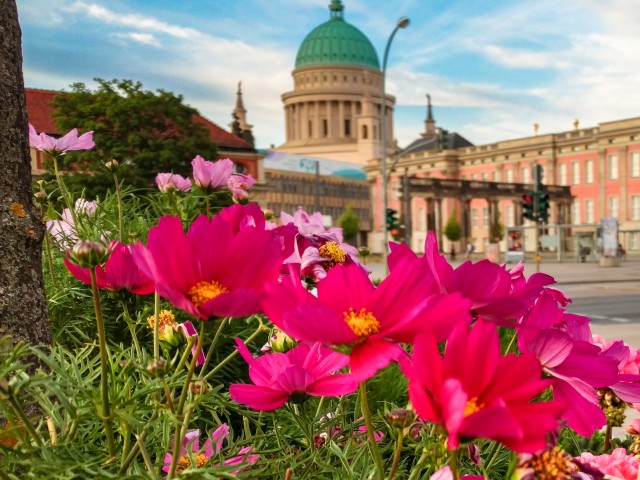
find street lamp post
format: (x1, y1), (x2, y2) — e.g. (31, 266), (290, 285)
(380, 16), (409, 270)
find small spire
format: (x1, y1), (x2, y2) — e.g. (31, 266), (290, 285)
(229, 81), (253, 144)
(329, 0), (344, 19)
(235, 81), (244, 111)
(422, 93), (436, 138)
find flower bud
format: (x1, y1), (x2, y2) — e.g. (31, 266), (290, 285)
(263, 209), (275, 221)
(70, 240), (109, 268)
(34, 192), (47, 205)
(358, 246), (370, 258)
(385, 408), (416, 429)
(146, 358), (168, 378)
(104, 159), (120, 172)
(268, 327), (297, 353)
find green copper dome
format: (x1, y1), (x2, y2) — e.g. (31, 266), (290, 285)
(295, 1), (380, 70)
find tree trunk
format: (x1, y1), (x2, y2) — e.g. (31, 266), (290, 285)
(0, 0), (51, 346)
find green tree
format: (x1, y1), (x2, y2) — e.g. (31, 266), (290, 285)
(338, 205), (359, 243)
(49, 79), (218, 197)
(444, 210), (462, 242)
(489, 218), (505, 243)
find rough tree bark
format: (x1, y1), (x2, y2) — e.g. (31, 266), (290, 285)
(0, 0), (52, 346)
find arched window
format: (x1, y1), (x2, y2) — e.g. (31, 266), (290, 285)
(233, 162), (246, 174)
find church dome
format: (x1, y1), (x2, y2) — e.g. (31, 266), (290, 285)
(295, 1), (380, 70)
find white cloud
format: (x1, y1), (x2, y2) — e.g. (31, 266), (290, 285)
(110, 32), (161, 47)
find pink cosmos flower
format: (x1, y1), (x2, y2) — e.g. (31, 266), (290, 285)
(162, 425), (259, 474)
(227, 174), (255, 200)
(155, 173), (191, 193)
(577, 448), (639, 480)
(261, 261), (472, 381)
(192, 156), (233, 189)
(408, 319), (565, 453)
(389, 232), (549, 322)
(29, 123), (95, 155)
(280, 207), (365, 282)
(46, 198), (99, 251)
(64, 241), (155, 295)
(131, 207), (283, 320)
(229, 338), (358, 410)
(518, 293), (622, 436)
(430, 466), (484, 480)
(177, 321), (205, 367)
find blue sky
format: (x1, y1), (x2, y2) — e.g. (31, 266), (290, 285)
(17, 0), (640, 149)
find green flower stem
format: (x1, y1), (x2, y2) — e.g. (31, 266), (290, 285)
(39, 203), (57, 287)
(167, 323), (208, 479)
(120, 423), (131, 466)
(202, 322), (266, 381)
(118, 409), (160, 473)
(482, 441), (501, 475)
(120, 301), (141, 358)
(113, 173), (124, 241)
(6, 396), (42, 447)
(388, 428), (404, 480)
(407, 448), (429, 480)
(137, 433), (155, 476)
(449, 448), (460, 480)
(358, 382), (385, 480)
(174, 336), (196, 374)
(167, 406), (195, 479)
(0, 467), (12, 480)
(90, 267), (116, 457)
(205, 196), (211, 218)
(504, 329), (518, 355)
(153, 292), (160, 359)
(51, 154), (76, 224)
(197, 317), (230, 379)
(604, 421), (612, 452)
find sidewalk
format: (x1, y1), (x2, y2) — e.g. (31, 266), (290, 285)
(365, 257), (640, 285)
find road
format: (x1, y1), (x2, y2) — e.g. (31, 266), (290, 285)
(559, 282), (640, 348)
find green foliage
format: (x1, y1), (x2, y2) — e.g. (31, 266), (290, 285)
(337, 206), (359, 243)
(489, 218), (505, 243)
(49, 79), (218, 198)
(443, 210), (461, 242)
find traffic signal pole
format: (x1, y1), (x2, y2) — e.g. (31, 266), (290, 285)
(534, 164), (541, 273)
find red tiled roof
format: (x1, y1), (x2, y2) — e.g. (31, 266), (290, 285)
(24, 88), (251, 150)
(193, 114), (253, 149)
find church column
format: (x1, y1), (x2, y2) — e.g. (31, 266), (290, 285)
(291, 104), (298, 140)
(315, 101), (320, 139)
(461, 197), (472, 247)
(435, 197), (443, 251)
(620, 145), (628, 220)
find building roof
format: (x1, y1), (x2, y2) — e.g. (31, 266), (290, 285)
(295, 1), (379, 70)
(401, 132), (474, 155)
(24, 88), (252, 151)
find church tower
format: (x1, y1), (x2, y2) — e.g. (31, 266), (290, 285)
(276, 0), (397, 165)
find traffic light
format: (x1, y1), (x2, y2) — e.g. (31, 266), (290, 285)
(385, 208), (399, 230)
(522, 192), (535, 221)
(538, 191), (550, 222)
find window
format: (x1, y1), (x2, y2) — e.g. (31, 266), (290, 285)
(572, 202), (581, 224)
(482, 208), (489, 227)
(632, 195), (640, 220)
(418, 207), (426, 231)
(559, 164), (567, 185)
(322, 119), (328, 137)
(492, 171), (498, 182)
(585, 200), (594, 223)
(539, 165), (547, 184)
(471, 173), (477, 180)
(571, 161), (580, 185)
(308, 120), (313, 137)
(585, 160), (594, 184)
(344, 119), (351, 137)
(362, 125), (368, 139)
(631, 232), (640, 251)
(608, 197), (619, 218)
(471, 209), (478, 228)
(609, 154), (619, 180)
(631, 152), (640, 177)
(506, 205), (514, 227)
(481, 172), (487, 181)
(522, 167), (530, 184)
(506, 169), (513, 183)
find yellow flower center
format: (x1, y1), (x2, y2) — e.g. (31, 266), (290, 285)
(177, 453), (209, 471)
(187, 280), (228, 307)
(147, 309), (177, 333)
(319, 241), (347, 267)
(520, 447), (577, 479)
(343, 308), (380, 337)
(463, 397), (484, 417)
